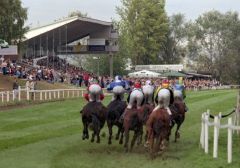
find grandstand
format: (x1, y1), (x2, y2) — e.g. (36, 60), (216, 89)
(22, 16), (118, 77)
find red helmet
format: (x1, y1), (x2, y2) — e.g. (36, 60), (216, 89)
(134, 82), (141, 88)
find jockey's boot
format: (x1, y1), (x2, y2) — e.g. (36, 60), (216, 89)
(166, 107), (172, 115)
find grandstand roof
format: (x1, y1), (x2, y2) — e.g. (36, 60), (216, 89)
(24, 16), (112, 41)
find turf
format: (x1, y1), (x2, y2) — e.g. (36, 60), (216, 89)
(0, 89), (239, 168)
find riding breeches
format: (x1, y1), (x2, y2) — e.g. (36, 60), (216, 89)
(153, 88), (172, 115)
(173, 90), (183, 100)
(142, 85), (154, 105)
(88, 84), (103, 102)
(112, 86), (125, 101)
(127, 89), (144, 109)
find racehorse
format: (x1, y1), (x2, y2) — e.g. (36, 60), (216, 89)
(169, 96), (186, 142)
(123, 104), (154, 152)
(106, 97), (127, 145)
(80, 101), (107, 143)
(146, 108), (171, 158)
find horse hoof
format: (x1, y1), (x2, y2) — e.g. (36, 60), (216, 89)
(119, 140), (123, 145)
(91, 139), (94, 143)
(97, 140), (100, 143)
(108, 141), (112, 145)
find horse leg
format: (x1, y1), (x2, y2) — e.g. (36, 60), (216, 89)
(130, 130), (138, 151)
(175, 122), (182, 142)
(82, 121), (86, 140)
(96, 128), (101, 143)
(116, 126), (121, 140)
(82, 120), (89, 140)
(107, 121), (113, 145)
(119, 127), (124, 144)
(155, 136), (162, 155)
(137, 125), (143, 146)
(91, 132), (95, 143)
(124, 129), (129, 152)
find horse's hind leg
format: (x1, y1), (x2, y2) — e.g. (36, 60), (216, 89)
(175, 123), (181, 142)
(119, 127), (124, 144)
(96, 129), (101, 143)
(130, 130), (138, 151)
(137, 126), (143, 145)
(91, 132), (95, 143)
(124, 130), (129, 152)
(82, 120), (88, 140)
(107, 121), (113, 145)
(116, 126), (121, 140)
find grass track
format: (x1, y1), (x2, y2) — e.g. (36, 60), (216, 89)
(0, 90), (239, 168)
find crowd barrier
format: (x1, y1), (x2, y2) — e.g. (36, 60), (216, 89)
(200, 92), (240, 163)
(0, 86), (112, 104)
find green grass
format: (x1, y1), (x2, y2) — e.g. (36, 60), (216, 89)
(0, 90), (239, 168)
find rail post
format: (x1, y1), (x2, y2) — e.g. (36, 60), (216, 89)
(58, 90), (60, 99)
(200, 113), (205, 149)
(7, 91), (10, 102)
(227, 117), (233, 164)
(213, 116), (219, 158)
(40, 91), (43, 101)
(204, 110), (209, 154)
(26, 87), (30, 101)
(18, 86), (21, 101)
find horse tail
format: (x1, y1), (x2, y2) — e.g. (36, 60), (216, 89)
(116, 94), (121, 101)
(91, 113), (100, 131)
(145, 95), (148, 104)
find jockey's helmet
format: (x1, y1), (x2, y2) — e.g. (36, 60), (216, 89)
(145, 80), (152, 85)
(115, 75), (122, 81)
(134, 81), (141, 88)
(162, 79), (169, 88)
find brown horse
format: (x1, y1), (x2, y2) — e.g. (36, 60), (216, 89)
(146, 108), (171, 158)
(169, 98), (186, 142)
(80, 101), (107, 143)
(106, 98), (127, 145)
(123, 104), (154, 152)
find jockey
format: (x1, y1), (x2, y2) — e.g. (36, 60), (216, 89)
(142, 80), (155, 105)
(154, 79), (174, 115)
(126, 81), (144, 109)
(173, 78), (188, 112)
(107, 75), (129, 101)
(172, 79), (186, 100)
(83, 77), (104, 102)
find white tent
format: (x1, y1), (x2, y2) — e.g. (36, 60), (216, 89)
(128, 70), (162, 78)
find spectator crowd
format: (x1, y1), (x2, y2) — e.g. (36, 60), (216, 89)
(0, 55), (222, 91)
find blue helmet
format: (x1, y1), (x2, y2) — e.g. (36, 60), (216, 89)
(115, 75), (122, 81)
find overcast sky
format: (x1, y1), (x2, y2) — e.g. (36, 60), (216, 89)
(22, 0), (240, 28)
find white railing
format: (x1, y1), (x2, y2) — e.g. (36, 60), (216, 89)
(186, 85), (240, 91)
(200, 107), (240, 164)
(0, 86), (111, 104)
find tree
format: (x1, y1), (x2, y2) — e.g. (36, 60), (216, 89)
(83, 55), (127, 77)
(117, 0), (168, 65)
(68, 10), (88, 17)
(186, 11), (240, 84)
(0, 0), (28, 44)
(160, 14), (187, 64)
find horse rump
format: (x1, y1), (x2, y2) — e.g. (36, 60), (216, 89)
(81, 101), (107, 143)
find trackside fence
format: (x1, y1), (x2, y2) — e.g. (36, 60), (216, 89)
(0, 86), (112, 104)
(200, 92), (240, 163)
